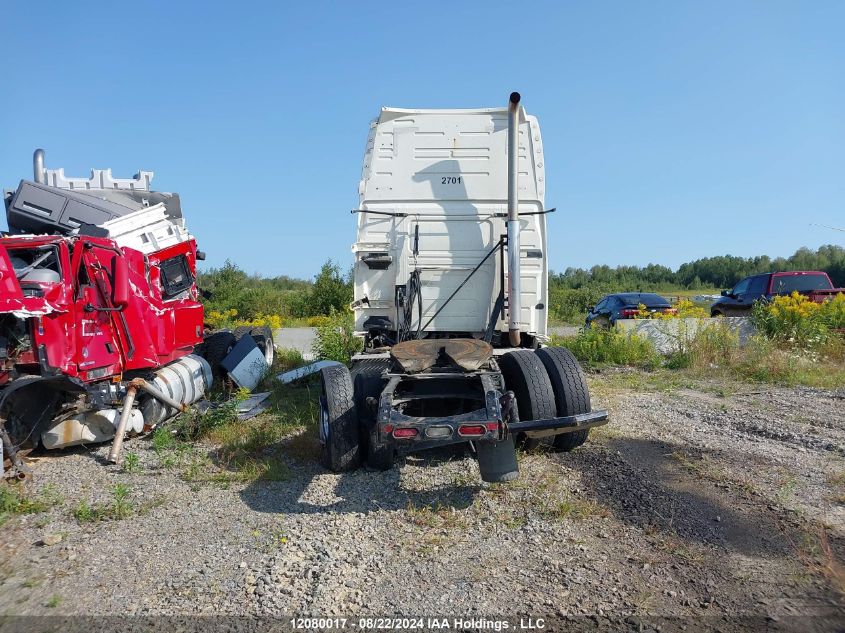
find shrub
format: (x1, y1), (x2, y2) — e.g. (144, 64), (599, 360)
(306, 260), (353, 317)
(549, 287), (610, 324)
(237, 314), (283, 330)
(205, 309), (283, 331)
(666, 321), (741, 370)
(820, 293), (845, 330)
(205, 308), (239, 329)
(274, 348), (306, 373)
(751, 292), (829, 350)
(313, 311), (362, 364)
(305, 315), (333, 328)
(675, 299), (709, 319)
(553, 326), (660, 368)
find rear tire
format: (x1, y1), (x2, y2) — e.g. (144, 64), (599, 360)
(319, 364), (360, 472)
(202, 330), (237, 385)
(536, 347), (592, 451)
(232, 325), (252, 341)
(351, 360), (394, 470)
(498, 350), (557, 450)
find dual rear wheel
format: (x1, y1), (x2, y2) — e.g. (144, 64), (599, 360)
(498, 347), (592, 452)
(318, 360), (391, 473)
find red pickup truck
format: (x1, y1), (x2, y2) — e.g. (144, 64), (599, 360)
(710, 271), (845, 317)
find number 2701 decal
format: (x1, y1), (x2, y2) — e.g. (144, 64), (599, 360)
(441, 176), (462, 184)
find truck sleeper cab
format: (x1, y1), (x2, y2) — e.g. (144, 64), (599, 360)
(319, 94), (608, 483)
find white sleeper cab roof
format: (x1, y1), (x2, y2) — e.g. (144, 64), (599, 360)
(352, 105), (549, 340)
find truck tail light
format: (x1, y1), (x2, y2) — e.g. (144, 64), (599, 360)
(458, 424), (486, 437)
(393, 427), (418, 439)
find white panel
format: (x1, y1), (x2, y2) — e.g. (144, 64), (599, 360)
(352, 107), (548, 339)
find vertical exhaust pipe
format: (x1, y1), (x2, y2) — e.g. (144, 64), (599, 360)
(33, 149), (46, 184)
(507, 92), (522, 347)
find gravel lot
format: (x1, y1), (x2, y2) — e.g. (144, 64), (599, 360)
(1, 371), (844, 630)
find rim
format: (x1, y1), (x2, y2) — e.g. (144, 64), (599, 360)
(264, 339), (275, 367)
(319, 394), (329, 444)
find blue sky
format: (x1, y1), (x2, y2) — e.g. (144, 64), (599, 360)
(2, 1), (843, 280)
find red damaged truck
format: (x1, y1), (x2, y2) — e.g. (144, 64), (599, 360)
(0, 150), (267, 476)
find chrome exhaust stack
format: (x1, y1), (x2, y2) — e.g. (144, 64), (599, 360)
(507, 92), (522, 347)
(33, 149), (46, 184)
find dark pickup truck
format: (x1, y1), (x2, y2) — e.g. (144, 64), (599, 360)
(711, 271), (844, 317)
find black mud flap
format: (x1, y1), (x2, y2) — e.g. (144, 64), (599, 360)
(476, 435), (519, 483)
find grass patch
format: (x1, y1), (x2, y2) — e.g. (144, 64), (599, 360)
(543, 498), (611, 521)
(45, 595), (61, 608)
(405, 501), (469, 529)
(561, 319), (845, 390)
(73, 484), (134, 523)
(0, 483), (62, 527)
(827, 470), (845, 505)
(670, 449), (756, 495)
(552, 327), (660, 369)
(488, 460), (610, 524)
(275, 348), (307, 373)
(674, 327), (845, 389)
(151, 426), (178, 452)
(149, 351), (319, 483)
(122, 452), (141, 474)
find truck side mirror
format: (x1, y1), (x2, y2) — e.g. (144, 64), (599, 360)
(112, 256), (130, 308)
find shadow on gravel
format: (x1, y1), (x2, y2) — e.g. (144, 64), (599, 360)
(572, 437), (793, 558)
(239, 445), (482, 516)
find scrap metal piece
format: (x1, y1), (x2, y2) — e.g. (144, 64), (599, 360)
(42, 409), (144, 449)
(390, 339), (493, 373)
(237, 392), (271, 420)
(221, 335), (268, 391)
(1, 424), (31, 478)
(276, 360), (340, 384)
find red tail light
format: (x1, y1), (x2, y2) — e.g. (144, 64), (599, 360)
(393, 427), (418, 439)
(458, 424), (486, 437)
(620, 308), (638, 317)
(664, 308), (678, 315)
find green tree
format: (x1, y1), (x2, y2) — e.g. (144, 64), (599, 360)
(306, 260), (353, 316)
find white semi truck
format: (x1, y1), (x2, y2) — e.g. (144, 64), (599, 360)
(318, 93), (608, 482)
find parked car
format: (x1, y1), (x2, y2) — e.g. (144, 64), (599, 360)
(711, 271), (845, 317)
(585, 293), (675, 328)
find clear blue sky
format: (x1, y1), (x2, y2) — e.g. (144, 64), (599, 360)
(2, 1), (843, 280)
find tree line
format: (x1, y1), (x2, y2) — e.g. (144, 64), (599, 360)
(552, 245), (845, 290)
(197, 244), (845, 324)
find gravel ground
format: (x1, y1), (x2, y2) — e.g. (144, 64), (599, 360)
(1, 372), (844, 630)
